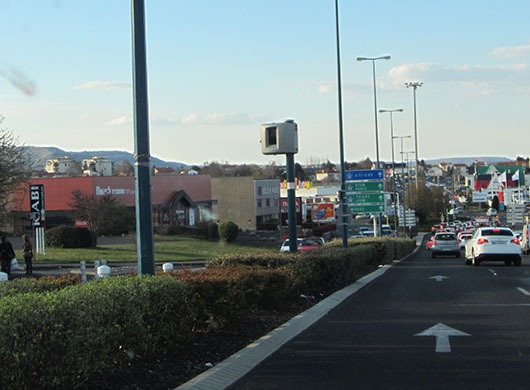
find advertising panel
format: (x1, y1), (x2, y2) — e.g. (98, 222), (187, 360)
(312, 203), (335, 222)
(29, 184), (45, 227)
(280, 197), (302, 226)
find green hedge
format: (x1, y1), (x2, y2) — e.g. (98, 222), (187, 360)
(45, 226), (93, 248)
(0, 237), (416, 388)
(0, 276), (191, 390)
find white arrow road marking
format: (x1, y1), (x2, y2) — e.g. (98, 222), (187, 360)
(517, 287), (530, 296)
(429, 275), (449, 282)
(488, 269), (497, 276)
(415, 323), (470, 353)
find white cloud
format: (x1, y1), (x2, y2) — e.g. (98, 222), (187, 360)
(153, 112), (266, 126)
(490, 44), (530, 59)
(104, 116), (132, 126)
(74, 81), (130, 90)
(384, 62), (530, 92)
(317, 83), (334, 94)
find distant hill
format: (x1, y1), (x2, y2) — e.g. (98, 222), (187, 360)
(425, 156), (512, 166)
(24, 146), (189, 171)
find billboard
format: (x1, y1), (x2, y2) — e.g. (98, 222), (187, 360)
(29, 184), (45, 227)
(311, 203), (335, 222)
(280, 197), (302, 227)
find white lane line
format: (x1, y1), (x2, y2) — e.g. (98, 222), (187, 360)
(489, 269), (497, 276)
(517, 287), (530, 296)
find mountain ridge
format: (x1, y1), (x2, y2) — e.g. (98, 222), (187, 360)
(25, 146), (189, 171)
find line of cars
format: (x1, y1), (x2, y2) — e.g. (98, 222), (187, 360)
(427, 221), (522, 266)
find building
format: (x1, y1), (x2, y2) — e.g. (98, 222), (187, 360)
(11, 175), (212, 232)
(211, 177), (281, 230)
(255, 179), (281, 225)
(81, 156), (113, 176)
(45, 156), (78, 174)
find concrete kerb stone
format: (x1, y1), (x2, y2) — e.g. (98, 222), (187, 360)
(176, 234), (425, 390)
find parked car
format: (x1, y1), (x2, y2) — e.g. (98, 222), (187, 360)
(464, 227), (521, 266)
(280, 238), (302, 252)
(298, 237), (324, 251)
(280, 237), (323, 252)
(431, 232), (460, 258)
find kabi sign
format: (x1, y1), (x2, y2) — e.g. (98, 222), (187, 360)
(29, 184), (45, 227)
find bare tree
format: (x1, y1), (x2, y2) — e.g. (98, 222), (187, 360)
(114, 160), (134, 176)
(0, 116), (30, 223)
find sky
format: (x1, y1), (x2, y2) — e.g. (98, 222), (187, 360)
(1, 0), (530, 166)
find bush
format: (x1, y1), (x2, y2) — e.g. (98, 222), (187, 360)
(45, 226), (93, 248)
(207, 222), (219, 240)
(219, 221), (239, 242)
(155, 224), (209, 239)
(0, 276), (191, 390)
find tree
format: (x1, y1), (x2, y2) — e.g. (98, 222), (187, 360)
(0, 116), (30, 223)
(357, 157), (373, 170)
(200, 162), (225, 177)
(69, 190), (134, 246)
(114, 160), (134, 176)
(294, 163), (306, 180)
(405, 182), (449, 224)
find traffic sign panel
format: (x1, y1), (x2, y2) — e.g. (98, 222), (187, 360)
(345, 169), (384, 181)
(345, 181), (384, 193)
(348, 204), (385, 213)
(346, 193), (384, 204)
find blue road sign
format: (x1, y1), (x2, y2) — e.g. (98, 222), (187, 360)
(345, 169), (384, 181)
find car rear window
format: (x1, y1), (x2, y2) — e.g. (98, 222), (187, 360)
(435, 234), (456, 241)
(481, 229), (513, 237)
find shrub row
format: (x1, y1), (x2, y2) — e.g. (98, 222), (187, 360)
(0, 238), (415, 389)
(46, 226), (93, 248)
(0, 276), (191, 390)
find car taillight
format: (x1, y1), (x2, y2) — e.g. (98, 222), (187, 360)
(511, 238), (520, 244)
(477, 238), (489, 245)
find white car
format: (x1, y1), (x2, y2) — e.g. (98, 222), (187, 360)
(464, 227), (522, 266)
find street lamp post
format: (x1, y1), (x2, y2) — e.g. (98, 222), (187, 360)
(401, 150), (415, 237)
(334, 0), (348, 248)
(405, 81), (423, 190)
(379, 108), (403, 235)
(358, 55), (391, 236)
(394, 135), (411, 235)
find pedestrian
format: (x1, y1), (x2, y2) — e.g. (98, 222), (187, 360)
(23, 234), (33, 275)
(0, 235), (15, 276)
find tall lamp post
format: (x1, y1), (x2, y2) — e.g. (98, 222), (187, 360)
(379, 108), (403, 234)
(357, 55), (391, 236)
(335, 0), (348, 248)
(401, 150), (415, 237)
(405, 81), (423, 190)
(394, 135), (411, 235)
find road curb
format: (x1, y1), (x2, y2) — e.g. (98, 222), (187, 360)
(176, 234), (425, 390)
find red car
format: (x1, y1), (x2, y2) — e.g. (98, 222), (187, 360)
(298, 237), (324, 252)
(426, 236), (435, 250)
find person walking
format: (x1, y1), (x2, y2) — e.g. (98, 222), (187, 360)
(23, 234), (33, 275)
(0, 235), (15, 276)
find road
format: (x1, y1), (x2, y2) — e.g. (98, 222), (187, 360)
(230, 238), (530, 389)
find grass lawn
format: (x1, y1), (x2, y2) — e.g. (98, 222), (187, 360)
(18, 236), (276, 264)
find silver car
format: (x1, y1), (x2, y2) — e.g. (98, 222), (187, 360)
(431, 232), (460, 258)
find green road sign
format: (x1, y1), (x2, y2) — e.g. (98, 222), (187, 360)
(347, 204), (385, 213)
(346, 193), (385, 204)
(345, 181), (384, 193)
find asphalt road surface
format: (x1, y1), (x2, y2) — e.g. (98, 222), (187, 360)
(230, 238), (530, 389)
